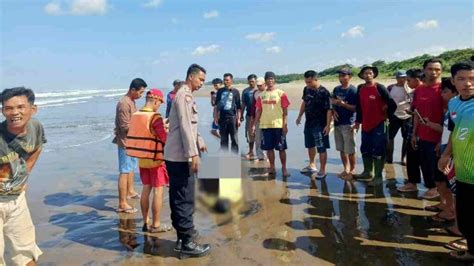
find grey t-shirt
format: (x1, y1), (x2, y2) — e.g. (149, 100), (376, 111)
(0, 119), (46, 195)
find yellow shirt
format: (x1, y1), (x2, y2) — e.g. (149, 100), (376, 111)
(257, 89), (290, 129)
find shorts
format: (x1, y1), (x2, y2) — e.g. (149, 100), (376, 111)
(118, 146), (137, 174)
(261, 128), (287, 151)
(139, 165), (169, 188)
(0, 192), (42, 265)
(245, 116), (255, 143)
(304, 125), (330, 153)
(334, 125), (356, 154)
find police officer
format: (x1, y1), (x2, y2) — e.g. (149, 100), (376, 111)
(164, 64), (210, 258)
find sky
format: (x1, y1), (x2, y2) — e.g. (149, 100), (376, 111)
(1, 0), (473, 91)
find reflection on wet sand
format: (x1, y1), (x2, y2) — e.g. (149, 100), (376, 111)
(37, 159), (465, 265)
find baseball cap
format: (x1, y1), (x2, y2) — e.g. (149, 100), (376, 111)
(147, 88), (164, 99)
(337, 68), (353, 76)
(264, 71), (276, 80)
(256, 77), (265, 85)
(395, 70), (407, 78)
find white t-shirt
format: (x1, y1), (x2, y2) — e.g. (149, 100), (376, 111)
(389, 85), (411, 120)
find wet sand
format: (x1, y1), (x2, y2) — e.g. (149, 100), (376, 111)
(19, 96), (464, 266)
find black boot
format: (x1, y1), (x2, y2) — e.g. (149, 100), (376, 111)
(174, 230), (199, 252)
(180, 241), (211, 259)
(354, 155), (374, 181)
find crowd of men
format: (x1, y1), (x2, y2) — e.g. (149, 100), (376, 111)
(117, 60), (473, 261)
(0, 59), (472, 264)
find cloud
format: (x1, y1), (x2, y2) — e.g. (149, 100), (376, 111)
(341, 25), (364, 38)
(203, 10), (219, 19)
(192, 44), (220, 56)
(45, 0), (108, 16)
(171, 18), (179, 24)
(71, 0), (108, 15)
(265, 46), (281, 54)
(312, 24), (323, 31)
(245, 32), (276, 42)
(143, 0), (162, 8)
(44, 2), (63, 15)
(415, 19), (439, 30)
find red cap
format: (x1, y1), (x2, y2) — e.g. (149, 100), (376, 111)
(146, 88), (164, 99)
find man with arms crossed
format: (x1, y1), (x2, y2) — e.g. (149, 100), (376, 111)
(331, 68), (357, 179)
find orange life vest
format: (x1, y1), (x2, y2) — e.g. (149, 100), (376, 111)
(126, 111), (164, 161)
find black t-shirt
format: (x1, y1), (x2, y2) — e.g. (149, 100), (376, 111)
(215, 87), (242, 118)
(302, 86), (332, 127)
(0, 119), (46, 194)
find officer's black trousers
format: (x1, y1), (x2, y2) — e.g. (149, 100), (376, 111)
(165, 160), (195, 243)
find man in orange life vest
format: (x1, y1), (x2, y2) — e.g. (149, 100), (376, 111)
(126, 89), (171, 233)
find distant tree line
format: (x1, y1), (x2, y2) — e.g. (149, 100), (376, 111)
(222, 48), (473, 84)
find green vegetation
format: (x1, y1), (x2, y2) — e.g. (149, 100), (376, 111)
(211, 48), (473, 85)
(273, 48), (473, 83)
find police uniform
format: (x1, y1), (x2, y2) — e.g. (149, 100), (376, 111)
(164, 85), (205, 244)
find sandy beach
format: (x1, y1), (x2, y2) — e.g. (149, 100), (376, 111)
(7, 90), (462, 265)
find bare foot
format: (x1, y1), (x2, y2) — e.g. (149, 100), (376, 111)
(282, 169), (291, 177)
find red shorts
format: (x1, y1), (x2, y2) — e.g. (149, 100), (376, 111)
(139, 165), (169, 188)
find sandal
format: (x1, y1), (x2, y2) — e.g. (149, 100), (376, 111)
(116, 207), (138, 214)
(149, 224), (172, 233)
(127, 193), (141, 200)
(445, 238), (468, 251)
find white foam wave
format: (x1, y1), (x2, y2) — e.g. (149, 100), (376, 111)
(41, 101), (88, 108)
(103, 92), (126, 98)
(36, 96), (93, 106)
(36, 88), (126, 99)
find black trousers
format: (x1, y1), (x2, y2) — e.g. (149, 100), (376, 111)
(166, 160), (195, 243)
(219, 116), (239, 154)
(457, 181), (474, 253)
(418, 140), (437, 189)
(406, 140), (422, 184)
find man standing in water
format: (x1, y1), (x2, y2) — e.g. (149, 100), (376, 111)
(114, 78), (146, 213)
(253, 71), (291, 177)
(214, 73), (241, 154)
(354, 65), (395, 185)
(165, 64), (210, 258)
(0, 87), (46, 265)
(241, 74), (257, 159)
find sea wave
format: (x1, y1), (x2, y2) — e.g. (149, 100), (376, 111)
(103, 92), (126, 98)
(36, 96), (93, 106)
(36, 88), (126, 99)
(41, 101), (88, 108)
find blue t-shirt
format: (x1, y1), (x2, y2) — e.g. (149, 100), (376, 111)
(242, 87), (255, 117)
(332, 85), (357, 126)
